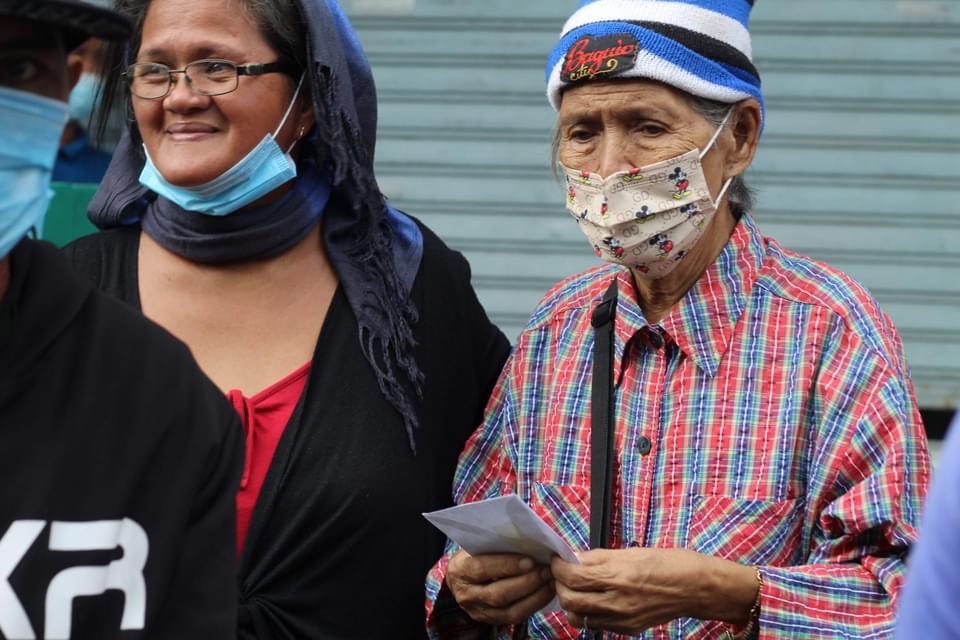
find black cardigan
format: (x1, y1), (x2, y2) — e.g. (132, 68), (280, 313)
(63, 222), (511, 639)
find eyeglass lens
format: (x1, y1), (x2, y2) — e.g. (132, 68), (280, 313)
(129, 60), (239, 99)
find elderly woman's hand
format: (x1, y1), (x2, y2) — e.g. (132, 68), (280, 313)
(550, 548), (758, 635)
(446, 550), (555, 625)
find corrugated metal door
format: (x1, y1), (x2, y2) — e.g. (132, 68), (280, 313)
(345, 0), (960, 411)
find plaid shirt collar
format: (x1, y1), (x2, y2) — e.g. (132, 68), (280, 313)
(611, 213), (767, 380)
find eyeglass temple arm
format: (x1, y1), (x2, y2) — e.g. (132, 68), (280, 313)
(238, 61), (300, 78)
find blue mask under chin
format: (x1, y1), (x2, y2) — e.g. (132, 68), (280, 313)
(138, 74), (306, 216)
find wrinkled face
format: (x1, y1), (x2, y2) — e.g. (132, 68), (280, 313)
(132, 0), (310, 187)
(0, 18), (71, 101)
(557, 79), (730, 198)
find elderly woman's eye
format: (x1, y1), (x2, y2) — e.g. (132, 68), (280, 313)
(637, 123), (666, 135)
(568, 129), (595, 142)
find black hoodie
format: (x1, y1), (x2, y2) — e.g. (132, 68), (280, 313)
(0, 239), (242, 639)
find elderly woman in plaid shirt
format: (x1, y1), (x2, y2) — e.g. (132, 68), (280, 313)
(425, 1), (930, 639)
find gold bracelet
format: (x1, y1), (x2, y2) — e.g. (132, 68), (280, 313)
(727, 567), (763, 640)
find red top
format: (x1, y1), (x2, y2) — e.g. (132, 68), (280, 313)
(228, 361), (311, 553)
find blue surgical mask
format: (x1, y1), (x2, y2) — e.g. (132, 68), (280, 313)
(68, 72), (101, 130)
(0, 86), (68, 258)
(67, 72), (125, 151)
(139, 74), (306, 216)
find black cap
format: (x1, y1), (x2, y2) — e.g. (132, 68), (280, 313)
(0, 0), (132, 49)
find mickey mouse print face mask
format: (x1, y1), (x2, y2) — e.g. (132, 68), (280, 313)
(561, 110), (733, 279)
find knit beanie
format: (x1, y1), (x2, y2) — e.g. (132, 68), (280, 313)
(546, 0), (764, 122)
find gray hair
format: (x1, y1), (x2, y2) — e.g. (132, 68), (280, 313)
(95, 0), (307, 144)
(550, 94), (755, 216)
(688, 95), (754, 216)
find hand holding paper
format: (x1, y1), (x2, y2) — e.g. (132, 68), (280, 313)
(424, 494), (580, 616)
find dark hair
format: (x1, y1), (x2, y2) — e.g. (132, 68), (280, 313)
(550, 92), (756, 217)
(94, 0), (307, 146)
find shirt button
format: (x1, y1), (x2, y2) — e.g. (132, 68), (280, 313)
(637, 436), (652, 455)
(648, 332), (664, 349)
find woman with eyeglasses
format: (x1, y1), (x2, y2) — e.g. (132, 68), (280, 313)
(63, 0), (510, 637)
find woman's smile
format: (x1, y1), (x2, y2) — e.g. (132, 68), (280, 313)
(165, 121), (219, 142)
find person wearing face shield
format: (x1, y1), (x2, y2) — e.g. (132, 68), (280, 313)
(0, 1), (243, 637)
(61, 0), (511, 636)
(426, 2), (930, 639)
(53, 7), (125, 184)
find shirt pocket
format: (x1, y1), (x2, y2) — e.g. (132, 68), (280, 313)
(688, 495), (805, 567)
(528, 481), (591, 553)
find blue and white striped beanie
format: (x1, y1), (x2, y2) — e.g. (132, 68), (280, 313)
(546, 0), (764, 123)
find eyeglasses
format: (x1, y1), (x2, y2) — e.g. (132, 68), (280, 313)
(124, 58), (298, 100)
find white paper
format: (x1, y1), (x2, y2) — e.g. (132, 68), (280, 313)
(423, 494), (580, 614)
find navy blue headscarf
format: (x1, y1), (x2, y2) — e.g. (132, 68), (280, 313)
(88, 0), (426, 451)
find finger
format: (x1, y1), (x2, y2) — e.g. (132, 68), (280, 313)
(554, 576), (604, 614)
(576, 548), (622, 565)
(448, 550), (533, 587)
(560, 589), (615, 633)
(551, 561), (612, 592)
(501, 581), (556, 622)
(550, 555), (577, 582)
(552, 551), (621, 589)
(458, 552), (537, 583)
(471, 581), (556, 626)
(469, 566), (552, 609)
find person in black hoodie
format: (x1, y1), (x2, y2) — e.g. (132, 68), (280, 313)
(0, 1), (243, 638)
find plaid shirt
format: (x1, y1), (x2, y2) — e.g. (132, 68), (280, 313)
(425, 214), (930, 639)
